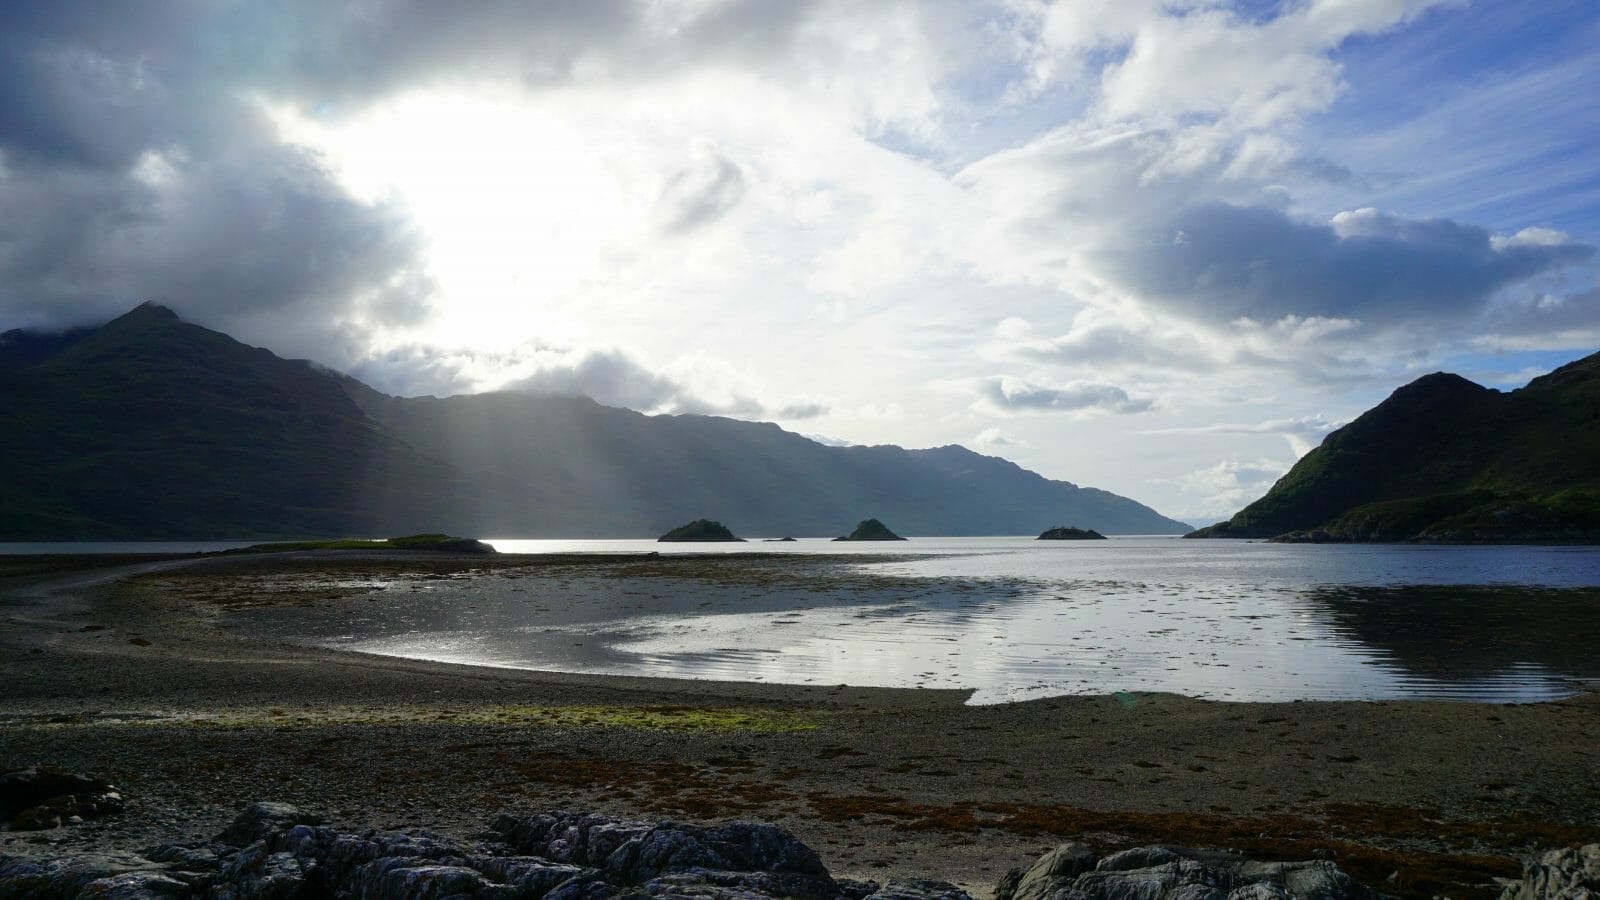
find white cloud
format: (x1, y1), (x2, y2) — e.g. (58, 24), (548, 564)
(976, 375), (1153, 416)
(353, 341), (826, 421)
(1146, 415), (1344, 457)
(1172, 457), (1293, 523)
(973, 426), (1026, 449)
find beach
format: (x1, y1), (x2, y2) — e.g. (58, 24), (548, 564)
(3, 551), (1598, 899)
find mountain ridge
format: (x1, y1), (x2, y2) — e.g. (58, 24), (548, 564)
(1188, 352), (1600, 542)
(0, 305), (1190, 539)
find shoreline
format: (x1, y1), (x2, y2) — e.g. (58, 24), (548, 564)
(3, 551), (1600, 898)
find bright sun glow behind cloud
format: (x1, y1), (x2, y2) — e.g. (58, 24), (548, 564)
(269, 92), (637, 351)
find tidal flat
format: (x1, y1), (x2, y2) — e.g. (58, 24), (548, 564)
(2, 549), (1599, 898)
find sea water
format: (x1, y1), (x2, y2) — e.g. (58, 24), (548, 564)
(222, 536), (1600, 704)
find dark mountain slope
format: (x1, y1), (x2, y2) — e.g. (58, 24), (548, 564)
(0, 304), (525, 539)
(349, 388), (1190, 536)
(1189, 352), (1600, 542)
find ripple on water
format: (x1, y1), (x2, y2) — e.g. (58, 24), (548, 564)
(226, 538), (1600, 704)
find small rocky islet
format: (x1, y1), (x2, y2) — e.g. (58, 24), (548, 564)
(658, 519), (745, 542)
(833, 519), (906, 541)
(1037, 526), (1106, 540)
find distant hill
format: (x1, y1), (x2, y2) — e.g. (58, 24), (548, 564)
(0, 304), (1189, 539)
(1188, 352), (1600, 543)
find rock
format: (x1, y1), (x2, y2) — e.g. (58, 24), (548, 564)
(216, 802), (323, 847)
(0, 850), (170, 896)
(1498, 843), (1600, 900)
(658, 519), (745, 542)
(1, 809), (1387, 900)
(834, 518), (907, 541)
(997, 845), (1378, 900)
(1, 804), (969, 899)
(1236, 860), (1372, 899)
(997, 842), (1098, 900)
(1096, 848), (1184, 872)
(1268, 530), (1348, 544)
(495, 812), (837, 894)
(353, 858), (500, 899)
(76, 870), (191, 898)
(213, 843), (317, 899)
(0, 767), (124, 830)
(1037, 527), (1107, 540)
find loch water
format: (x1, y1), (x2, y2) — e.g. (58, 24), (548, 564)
(220, 536), (1600, 705)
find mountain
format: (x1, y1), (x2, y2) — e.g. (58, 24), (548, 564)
(1188, 352), (1600, 542)
(0, 305), (1190, 539)
(345, 383), (1189, 537)
(0, 303), (532, 539)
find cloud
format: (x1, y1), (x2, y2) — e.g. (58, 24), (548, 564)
(1172, 457), (1292, 523)
(977, 376), (1152, 416)
(1012, 0), (1456, 128)
(656, 144), (746, 233)
(0, 5), (450, 362)
(504, 348), (687, 411)
(0, 142), (432, 362)
(1147, 415), (1344, 457)
(973, 427), (1026, 449)
(355, 340), (826, 422)
(1103, 201), (1593, 326)
(507, 349), (828, 420)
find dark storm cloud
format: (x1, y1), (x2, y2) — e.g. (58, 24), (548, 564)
(1104, 202), (1594, 325)
(0, 0), (821, 358)
(0, 139), (431, 363)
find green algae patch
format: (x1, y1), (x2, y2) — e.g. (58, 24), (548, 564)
(485, 704), (819, 733)
(5, 703), (820, 734)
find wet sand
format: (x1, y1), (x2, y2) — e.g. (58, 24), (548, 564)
(2, 551), (1598, 898)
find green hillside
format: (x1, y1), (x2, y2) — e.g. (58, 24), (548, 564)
(1188, 352), (1600, 543)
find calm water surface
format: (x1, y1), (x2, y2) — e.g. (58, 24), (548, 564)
(224, 536), (1600, 704)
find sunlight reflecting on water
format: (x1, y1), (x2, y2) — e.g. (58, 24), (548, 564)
(229, 537), (1600, 704)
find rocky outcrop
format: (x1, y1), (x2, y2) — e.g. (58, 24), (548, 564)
(834, 519), (907, 541)
(994, 842), (1377, 900)
(0, 805), (1396, 900)
(0, 803), (972, 899)
(1038, 527), (1106, 540)
(1499, 844), (1600, 900)
(658, 519), (745, 542)
(1267, 530), (1349, 544)
(0, 768), (124, 831)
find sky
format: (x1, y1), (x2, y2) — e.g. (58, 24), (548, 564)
(1, 0), (1597, 525)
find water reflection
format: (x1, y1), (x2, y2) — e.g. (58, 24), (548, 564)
(222, 540), (1600, 704)
(1305, 584), (1600, 685)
